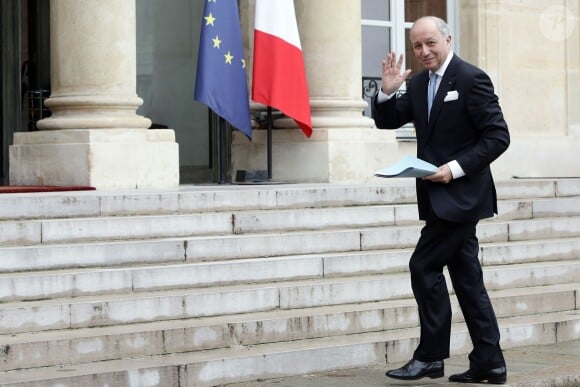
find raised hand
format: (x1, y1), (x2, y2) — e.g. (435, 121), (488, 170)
(381, 52), (412, 95)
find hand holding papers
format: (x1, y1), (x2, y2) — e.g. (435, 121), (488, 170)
(375, 155), (437, 178)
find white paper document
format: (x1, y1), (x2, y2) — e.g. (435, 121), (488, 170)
(375, 155), (437, 178)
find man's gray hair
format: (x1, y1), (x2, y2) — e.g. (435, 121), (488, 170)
(434, 17), (450, 38)
(411, 16), (450, 38)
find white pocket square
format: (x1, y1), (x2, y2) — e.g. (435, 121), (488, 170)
(444, 90), (459, 102)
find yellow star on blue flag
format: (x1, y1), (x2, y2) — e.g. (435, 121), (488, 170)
(194, 0), (252, 138)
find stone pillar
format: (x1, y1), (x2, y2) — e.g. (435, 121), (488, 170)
(458, 1), (580, 180)
(283, 0), (371, 131)
(9, 0), (179, 189)
(234, 0), (398, 183)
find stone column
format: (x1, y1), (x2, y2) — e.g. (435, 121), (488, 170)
(10, 0), (179, 189)
(246, 0), (370, 134)
(291, 0), (371, 131)
(233, 0), (400, 183)
(458, 1), (580, 180)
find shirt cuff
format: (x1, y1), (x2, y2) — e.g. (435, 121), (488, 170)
(377, 88), (395, 103)
(448, 160), (466, 179)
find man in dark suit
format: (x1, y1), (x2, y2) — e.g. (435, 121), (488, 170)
(373, 16), (510, 384)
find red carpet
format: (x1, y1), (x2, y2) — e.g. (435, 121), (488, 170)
(0, 186), (96, 194)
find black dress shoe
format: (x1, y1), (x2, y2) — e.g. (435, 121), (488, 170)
(385, 359), (444, 380)
(448, 367), (507, 384)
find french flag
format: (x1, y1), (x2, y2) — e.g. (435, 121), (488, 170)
(252, 0), (312, 137)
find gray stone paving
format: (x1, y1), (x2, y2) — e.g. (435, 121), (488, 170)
(227, 340), (580, 386)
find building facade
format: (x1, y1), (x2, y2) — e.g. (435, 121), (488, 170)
(1, 0), (578, 189)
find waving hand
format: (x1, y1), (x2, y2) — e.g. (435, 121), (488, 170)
(381, 52), (412, 95)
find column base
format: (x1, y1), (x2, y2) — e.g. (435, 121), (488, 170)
(9, 129), (179, 189)
(232, 127), (417, 183)
(234, 129), (580, 183)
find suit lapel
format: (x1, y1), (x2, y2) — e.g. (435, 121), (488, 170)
(427, 56), (459, 132)
(414, 71), (429, 137)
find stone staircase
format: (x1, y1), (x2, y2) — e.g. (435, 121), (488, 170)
(0, 179), (578, 386)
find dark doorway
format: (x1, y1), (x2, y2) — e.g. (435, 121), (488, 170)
(0, 0), (50, 184)
(0, 1), (21, 184)
(136, 0), (216, 184)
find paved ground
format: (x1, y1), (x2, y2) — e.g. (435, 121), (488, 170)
(228, 340), (580, 386)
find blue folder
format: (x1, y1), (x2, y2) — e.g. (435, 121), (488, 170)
(375, 155), (437, 178)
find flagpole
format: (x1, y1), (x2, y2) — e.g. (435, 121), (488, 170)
(267, 106), (273, 180)
(218, 116), (228, 184)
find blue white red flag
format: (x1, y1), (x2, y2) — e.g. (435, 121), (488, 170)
(252, 0), (312, 137)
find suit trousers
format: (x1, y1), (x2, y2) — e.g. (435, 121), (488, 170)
(409, 212), (505, 370)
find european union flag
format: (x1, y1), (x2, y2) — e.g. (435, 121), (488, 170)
(195, 0), (252, 139)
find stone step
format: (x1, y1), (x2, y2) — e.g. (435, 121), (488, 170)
(0, 310), (577, 386)
(0, 235), (578, 304)
(0, 205), (400, 246)
(195, 197), (573, 235)
(363, 216), (580, 251)
(326, 238), (580, 277)
(495, 178), (578, 199)
(531, 196), (580, 218)
(233, 198), (580, 234)
(482, 259), (580, 291)
(226, 284), (579, 348)
(481, 237), (580, 265)
(3, 212), (580, 272)
(0, 283), (575, 373)
(3, 196), (579, 247)
(0, 228), (368, 273)
(260, 263), (580, 310)
(0, 198), (529, 247)
(0, 183), (417, 221)
(162, 183), (419, 212)
(0, 238), (187, 273)
(0, 180), (577, 385)
(507, 216), (580, 241)
(494, 196), (580, 221)
(0, 255), (329, 303)
(0, 192), (102, 221)
(0, 256), (577, 335)
(144, 221), (580, 264)
(0, 299), (419, 371)
(0, 179), (577, 222)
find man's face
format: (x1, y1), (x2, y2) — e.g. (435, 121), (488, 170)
(410, 19), (452, 72)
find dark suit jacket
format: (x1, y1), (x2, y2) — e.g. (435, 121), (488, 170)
(373, 55), (510, 223)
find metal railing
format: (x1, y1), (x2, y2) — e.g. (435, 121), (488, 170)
(28, 89), (50, 130)
(362, 76), (416, 141)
